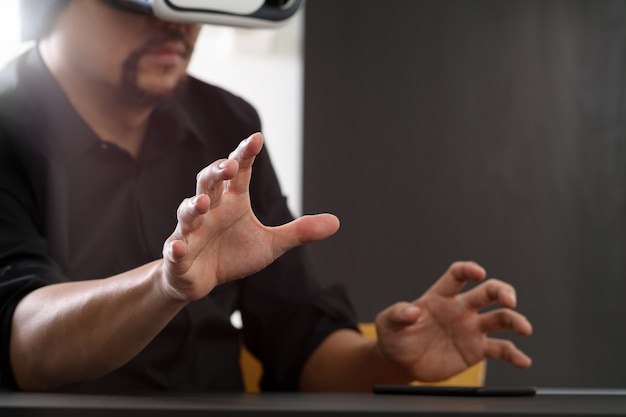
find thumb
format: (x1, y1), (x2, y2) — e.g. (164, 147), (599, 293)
(378, 302), (422, 331)
(272, 213), (340, 254)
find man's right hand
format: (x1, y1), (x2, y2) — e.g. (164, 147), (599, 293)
(160, 132), (340, 302)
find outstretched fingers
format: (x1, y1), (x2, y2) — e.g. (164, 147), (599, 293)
(480, 307), (532, 368)
(226, 132), (264, 194)
(176, 194), (210, 234)
(194, 133), (263, 204)
(164, 194), (211, 265)
(195, 159), (238, 207)
(429, 261), (487, 297)
(479, 308), (533, 336)
(484, 337), (533, 368)
(460, 279), (518, 311)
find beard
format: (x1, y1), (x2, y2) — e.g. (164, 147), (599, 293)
(117, 26), (194, 107)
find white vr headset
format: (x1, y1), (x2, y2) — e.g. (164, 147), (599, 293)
(109, 0), (304, 28)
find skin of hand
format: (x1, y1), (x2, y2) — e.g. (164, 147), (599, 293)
(299, 261), (532, 392)
(374, 261), (533, 382)
(160, 132), (340, 302)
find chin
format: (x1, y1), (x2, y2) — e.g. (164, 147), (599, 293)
(121, 73), (189, 106)
(144, 69), (188, 91)
(143, 81), (181, 98)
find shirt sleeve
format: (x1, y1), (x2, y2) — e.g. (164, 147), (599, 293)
(240, 144), (359, 391)
(0, 115), (67, 391)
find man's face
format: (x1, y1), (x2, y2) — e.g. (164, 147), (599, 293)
(51, 0), (202, 104)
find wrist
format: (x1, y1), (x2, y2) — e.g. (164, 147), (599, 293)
(371, 341), (415, 385)
(152, 260), (191, 305)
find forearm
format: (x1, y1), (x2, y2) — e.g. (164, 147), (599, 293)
(9, 260), (187, 391)
(299, 329), (413, 392)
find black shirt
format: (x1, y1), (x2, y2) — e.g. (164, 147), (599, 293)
(0, 47), (357, 393)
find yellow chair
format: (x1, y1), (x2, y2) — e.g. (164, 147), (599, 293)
(240, 323), (486, 393)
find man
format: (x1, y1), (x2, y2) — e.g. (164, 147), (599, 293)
(0, 0), (532, 393)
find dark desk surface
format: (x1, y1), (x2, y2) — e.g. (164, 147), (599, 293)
(2, 388), (626, 416)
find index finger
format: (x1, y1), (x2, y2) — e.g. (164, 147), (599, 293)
(428, 261), (487, 297)
(226, 132), (264, 193)
(228, 133), (264, 169)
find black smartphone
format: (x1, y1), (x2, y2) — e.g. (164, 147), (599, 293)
(373, 385), (537, 397)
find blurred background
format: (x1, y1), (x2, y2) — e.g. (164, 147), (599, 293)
(3, 0), (626, 388)
(303, 0), (626, 388)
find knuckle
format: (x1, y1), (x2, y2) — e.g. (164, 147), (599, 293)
(176, 198), (191, 218)
(501, 339), (516, 353)
(448, 261), (464, 271)
(485, 279), (512, 295)
(196, 167), (207, 182)
(497, 311), (515, 328)
(176, 204), (185, 219)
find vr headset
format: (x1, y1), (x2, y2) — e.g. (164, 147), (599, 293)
(106, 0), (304, 28)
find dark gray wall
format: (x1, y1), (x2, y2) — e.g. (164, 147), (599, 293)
(302, 0), (626, 387)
